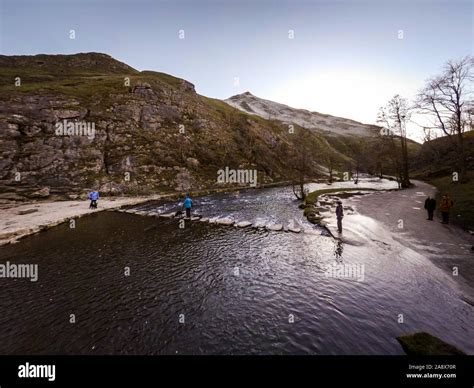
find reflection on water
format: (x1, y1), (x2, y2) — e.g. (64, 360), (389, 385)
(0, 179), (473, 355)
(334, 241), (344, 261)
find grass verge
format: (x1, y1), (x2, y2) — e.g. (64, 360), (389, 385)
(427, 173), (474, 231)
(305, 187), (377, 205)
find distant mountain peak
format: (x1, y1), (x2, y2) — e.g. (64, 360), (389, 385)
(224, 92), (379, 137)
(229, 91), (254, 99)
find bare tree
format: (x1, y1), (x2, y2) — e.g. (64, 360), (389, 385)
(320, 143), (337, 184)
(346, 139), (368, 184)
(380, 133), (402, 186)
(415, 56), (473, 182)
(420, 127), (442, 176)
(291, 127), (310, 200)
(325, 152), (335, 184)
(377, 95), (411, 188)
(369, 136), (389, 178)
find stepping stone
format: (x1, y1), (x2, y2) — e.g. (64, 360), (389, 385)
(236, 221), (252, 228)
(288, 226), (302, 233)
(159, 213), (175, 218)
(252, 220), (266, 229)
(190, 217), (201, 221)
(208, 217), (218, 224)
(200, 218), (209, 222)
(18, 208), (38, 215)
(314, 207), (330, 212)
(266, 223), (283, 231)
(217, 218), (234, 226)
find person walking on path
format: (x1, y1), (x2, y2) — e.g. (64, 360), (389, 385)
(335, 201), (344, 233)
(424, 196), (436, 221)
(88, 190), (100, 209)
(439, 194), (454, 224)
(183, 193), (193, 218)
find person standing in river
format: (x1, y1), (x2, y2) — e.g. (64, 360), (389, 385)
(183, 193), (193, 218)
(424, 195), (436, 221)
(335, 201), (344, 233)
(439, 194), (454, 224)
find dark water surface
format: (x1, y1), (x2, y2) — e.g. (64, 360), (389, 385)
(1, 184), (473, 354)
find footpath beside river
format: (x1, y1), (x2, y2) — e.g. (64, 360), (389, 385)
(325, 180), (474, 303)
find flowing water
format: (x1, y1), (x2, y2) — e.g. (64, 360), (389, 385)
(1, 178), (473, 355)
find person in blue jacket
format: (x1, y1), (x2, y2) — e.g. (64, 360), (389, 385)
(183, 193), (193, 218)
(88, 190), (100, 209)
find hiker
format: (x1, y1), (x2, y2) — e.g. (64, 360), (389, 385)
(439, 194), (454, 224)
(335, 201), (344, 233)
(88, 190), (100, 209)
(183, 193), (193, 218)
(424, 196), (436, 221)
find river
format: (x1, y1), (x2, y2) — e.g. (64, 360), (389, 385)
(0, 178), (473, 355)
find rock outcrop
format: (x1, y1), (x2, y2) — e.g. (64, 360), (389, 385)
(397, 332), (466, 355)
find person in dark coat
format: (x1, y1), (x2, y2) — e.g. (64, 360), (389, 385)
(424, 196), (436, 221)
(335, 201), (344, 233)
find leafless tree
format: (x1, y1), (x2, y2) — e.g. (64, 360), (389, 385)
(377, 95), (411, 188)
(420, 127), (442, 176)
(415, 56), (473, 182)
(291, 127), (310, 200)
(325, 152), (335, 184)
(379, 132), (402, 186)
(320, 142), (336, 184)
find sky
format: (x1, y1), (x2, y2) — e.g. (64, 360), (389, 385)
(0, 0), (472, 140)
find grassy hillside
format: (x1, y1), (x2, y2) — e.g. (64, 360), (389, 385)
(411, 131), (474, 178)
(411, 131), (474, 230)
(0, 52), (358, 199)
